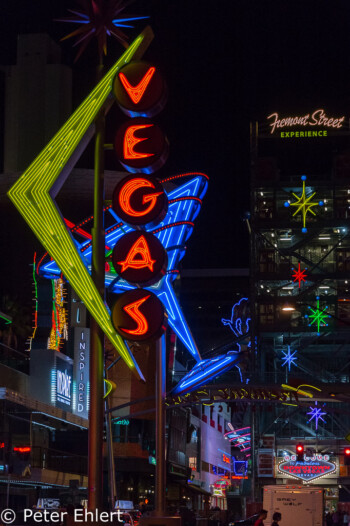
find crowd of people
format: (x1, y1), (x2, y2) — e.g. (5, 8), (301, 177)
(253, 509), (281, 526)
(325, 510), (350, 526)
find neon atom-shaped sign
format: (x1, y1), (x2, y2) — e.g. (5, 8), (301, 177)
(292, 262), (307, 288)
(284, 175), (324, 233)
(281, 346), (297, 371)
(307, 401), (326, 430)
(306, 296), (330, 334)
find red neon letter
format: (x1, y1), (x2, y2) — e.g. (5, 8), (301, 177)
(119, 67), (156, 104)
(119, 178), (162, 217)
(121, 295), (150, 336)
(118, 235), (155, 272)
(123, 125), (154, 159)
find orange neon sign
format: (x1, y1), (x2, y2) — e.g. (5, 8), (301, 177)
(118, 235), (155, 272)
(14, 447), (31, 453)
(223, 454), (230, 464)
(123, 124), (154, 159)
(119, 178), (162, 218)
(121, 295), (150, 336)
(119, 67), (156, 105)
(267, 109), (345, 134)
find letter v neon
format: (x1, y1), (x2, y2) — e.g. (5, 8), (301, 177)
(119, 67), (156, 104)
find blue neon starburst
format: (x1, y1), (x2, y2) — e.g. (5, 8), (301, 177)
(57, 0), (149, 61)
(307, 401), (326, 430)
(281, 346), (297, 371)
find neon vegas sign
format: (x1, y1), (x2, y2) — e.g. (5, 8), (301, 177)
(278, 454), (336, 483)
(267, 109), (345, 136)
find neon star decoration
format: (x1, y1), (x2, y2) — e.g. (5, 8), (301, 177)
(39, 172), (209, 362)
(292, 262), (307, 288)
(8, 33), (149, 377)
(284, 175), (324, 233)
(307, 401), (326, 430)
(57, 0), (149, 61)
(306, 296), (330, 334)
(281, 346), (297, 371)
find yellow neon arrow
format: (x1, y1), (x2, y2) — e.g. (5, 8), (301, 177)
(8, 33), (149, 376)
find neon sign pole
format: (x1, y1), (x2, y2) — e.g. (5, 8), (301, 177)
(8, 29), (153, 512)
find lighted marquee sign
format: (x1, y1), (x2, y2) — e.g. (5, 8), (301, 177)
(166, 385), (301, 408)
(113, 61), (167, 117)
(112, 174), (168, 226)
(112, 230), (168, 286)
(222, 454), (231, 464)
(56, 369), (72, 406)
(277, 454), (337, 483)
(111, 288), (166, 342)
(113, 418), (130, 425)
(114, 117), (168, 174)
(267, 109), (346, 138)
(48, 278), (68, 351)
(54, 357), (73, 410)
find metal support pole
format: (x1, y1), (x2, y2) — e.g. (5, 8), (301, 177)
(105, 391), (117, 509)
(250, 409), (256, 503)
(88, 63), (105, 511)
(249, 121), (259, 504)
(6, 475), (10, 508)
(155, 334), (166, 516)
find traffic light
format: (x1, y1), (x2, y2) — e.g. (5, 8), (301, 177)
(344, 447), (350, 465)
(296, 443), (304, 461)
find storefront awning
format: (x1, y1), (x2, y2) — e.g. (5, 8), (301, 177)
(182, 482), (211, 496)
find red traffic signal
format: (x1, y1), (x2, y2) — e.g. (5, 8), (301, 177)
(296, 443), (304, 461)
(344, 447), (350, 466)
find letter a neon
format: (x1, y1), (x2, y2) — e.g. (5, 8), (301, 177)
(118, 235), (156, 272)
(119, 67), (156, 104)
(124, 125), (154, 159)
(121, 295), (150, 335)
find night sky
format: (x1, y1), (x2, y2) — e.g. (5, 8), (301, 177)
(1, 0), (350, 282)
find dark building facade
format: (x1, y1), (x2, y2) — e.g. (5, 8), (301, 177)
(250, 109), (350, 511)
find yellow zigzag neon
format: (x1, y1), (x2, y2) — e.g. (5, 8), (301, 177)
(8, 34), (145, 370)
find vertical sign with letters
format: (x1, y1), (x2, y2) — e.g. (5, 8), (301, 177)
(73, 327), (90, 419)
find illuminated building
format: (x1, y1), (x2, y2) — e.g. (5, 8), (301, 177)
(250, 110), (350, 505)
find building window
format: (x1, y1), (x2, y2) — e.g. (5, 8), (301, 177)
(189, 457), (197, 471)
(201, 461), (210, 473)
(259, 250), (276, 273)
